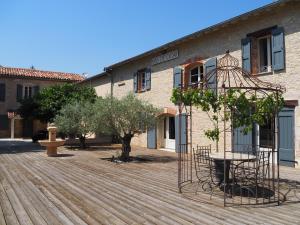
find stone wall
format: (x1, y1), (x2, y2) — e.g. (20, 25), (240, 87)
(89, 3), (300, 159)
(0, 77), (66, 138)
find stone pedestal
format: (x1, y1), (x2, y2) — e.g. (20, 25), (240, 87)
(38, 126), (65, 157)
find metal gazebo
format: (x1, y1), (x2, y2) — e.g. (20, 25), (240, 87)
(177, 51), (285, 206)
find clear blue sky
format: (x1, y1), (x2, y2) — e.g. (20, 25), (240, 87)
(0, 0), (273, 77)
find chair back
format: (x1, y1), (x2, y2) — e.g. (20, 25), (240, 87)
(193, 145), (211, 179)
(257, 150), (271, 178)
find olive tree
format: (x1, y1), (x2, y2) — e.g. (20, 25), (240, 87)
(54, 101), (96, 149)
(95, 93), (159, 161)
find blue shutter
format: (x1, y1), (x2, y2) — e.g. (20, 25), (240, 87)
(0, 83), (5, 102)
(279, 107), (295, 167)
(17, 84), (23, 102)
(241, 37), (251, 73)
(173, 66), (182, 88)
(272, 27), (285, 71)
(145, 68), (151, 91)
(175, 114), (187, 153)
(233, 126), (254, 153)
(147, 127), (156, 149)
(205, 57), (217, 95)
(133, 73), (138, 93)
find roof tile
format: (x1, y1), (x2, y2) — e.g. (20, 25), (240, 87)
(0, 66), (84, 81)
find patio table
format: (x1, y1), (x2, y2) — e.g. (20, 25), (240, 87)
(210, 152), (256, 187)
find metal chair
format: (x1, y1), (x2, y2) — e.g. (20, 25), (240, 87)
(193, 145), (219, 198)
(233, 150), (271, 198)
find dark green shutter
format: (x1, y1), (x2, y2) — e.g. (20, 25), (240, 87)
(145, 68), (151, 91)
(272, 27), (285, 71)
(33, 85), (40, 95)
(173, 66), (182, 88)
(0, 115), (9, 130)
(241, 37), (251, 73)
(205, 57), (217, 95)
(133, 73), (138, 93)
(175, 114), (187, 153)
(147, 126), (156, 149)
(0, 83), (5, 102)
(17, 84), (23, 102)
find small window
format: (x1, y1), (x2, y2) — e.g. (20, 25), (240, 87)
(24, 85), (33, 99)
(139, 71), (146, 91)
(134, 69), (151, 93)
(258, 36), (272, 73)
(189, 65), (204, 86)
(259, 118), (274, 147)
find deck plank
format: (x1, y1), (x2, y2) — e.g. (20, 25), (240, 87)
(1, 144), (300, 225)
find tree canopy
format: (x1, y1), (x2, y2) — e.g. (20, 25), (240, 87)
(18, 83), (97, 122)
(171, 88), (284, 141)
(54, 101), (96, 149)
(94, 93), (160, 161)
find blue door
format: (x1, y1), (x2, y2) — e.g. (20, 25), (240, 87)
(279, 107), (295, 167)
(147, 127), (157, 149)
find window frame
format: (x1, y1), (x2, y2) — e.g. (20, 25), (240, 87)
(136, 69), (147, 93)
(188, 64), (204, 89)
(23, 84), (34, 99)
(257, 35), (272, 74)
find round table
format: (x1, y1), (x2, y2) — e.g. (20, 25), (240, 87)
(209, 152), (256, 186)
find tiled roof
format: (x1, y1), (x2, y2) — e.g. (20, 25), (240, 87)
(0, 66), (84, 81)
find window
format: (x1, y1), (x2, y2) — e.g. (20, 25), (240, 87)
(0, 83), (5, 102)
(259, 118), (274, 147)
(242, 26), (285, 74)
(258, 36), (272, 73)
(190, 66), (204, 84)
(133, 68), (151, 93)
(24, 85), (33, 99)
(139, 71), (146, 91)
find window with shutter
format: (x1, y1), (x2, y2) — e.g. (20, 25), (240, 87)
(242, 26), (285, 74)
(134, 68), (151, 93)
(0, 83), (5, 102)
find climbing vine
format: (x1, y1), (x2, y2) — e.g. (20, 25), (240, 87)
(171, 88), (284, 141)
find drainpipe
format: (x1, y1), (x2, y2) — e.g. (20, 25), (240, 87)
(104, 67), (114, 97)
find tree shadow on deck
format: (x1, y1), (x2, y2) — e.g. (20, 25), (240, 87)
(101, 155), (177, 164)
(279, 178), (300, 204)
(0, 139), (44, 154)
(64, 144), (121, 151)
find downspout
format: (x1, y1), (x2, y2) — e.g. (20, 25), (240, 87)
(104, 67), (114, 97)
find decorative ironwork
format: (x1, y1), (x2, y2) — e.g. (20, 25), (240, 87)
(177, 51), (285, 206)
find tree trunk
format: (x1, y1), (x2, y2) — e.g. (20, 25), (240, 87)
(120, 134), (132, 162)
(79, 136), (86, 149)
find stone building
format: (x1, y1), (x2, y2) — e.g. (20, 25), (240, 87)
(82, 0), (300, 166)
(0, 66), (84, 138)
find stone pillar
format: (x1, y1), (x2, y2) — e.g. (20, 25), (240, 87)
(10, 118), (15, 139)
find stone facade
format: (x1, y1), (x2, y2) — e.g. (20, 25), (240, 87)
(84, 2), (300, 164)
(0, 77), (75, 138)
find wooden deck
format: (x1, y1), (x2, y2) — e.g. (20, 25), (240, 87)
(0, 141), (300, 225)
